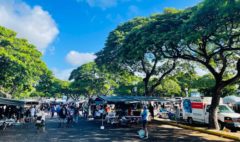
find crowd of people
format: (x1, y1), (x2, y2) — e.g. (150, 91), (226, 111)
(0, 101), (85, 132)
(0, 105), (24, 121)
(0, 99), (179, 139)
(52, 103), (81, 128)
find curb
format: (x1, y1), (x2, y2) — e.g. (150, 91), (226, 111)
(153, 119), (240, 141)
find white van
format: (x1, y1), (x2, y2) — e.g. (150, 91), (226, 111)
(182, 97), (240, 132)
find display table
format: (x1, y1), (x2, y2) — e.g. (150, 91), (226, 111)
(105, 113), (119, 124)
(125, 115), (141, 118)
(120, 116), (141, 126)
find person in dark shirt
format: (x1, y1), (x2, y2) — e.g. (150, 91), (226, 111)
(148, 104), (154, 120)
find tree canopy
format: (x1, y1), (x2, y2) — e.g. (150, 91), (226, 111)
(0, 26), (49, 98)
(69, 62), (141, 97)
(165, 0), (240, 129)
(96, 0), (240, 129)
(96, 16), (178, 96)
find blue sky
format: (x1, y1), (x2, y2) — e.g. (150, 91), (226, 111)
(0, 0), (203, 80)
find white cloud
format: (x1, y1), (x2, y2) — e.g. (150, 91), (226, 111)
(66, 51), (97, 67)
(77, 0), (141, 9)
(0, 0), (59, 53)
(52, 68), (74, 81)
(78, 0), (117, 9)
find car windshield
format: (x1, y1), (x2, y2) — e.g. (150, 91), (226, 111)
(218, 105), (234, 113)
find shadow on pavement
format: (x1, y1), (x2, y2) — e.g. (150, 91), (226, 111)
(0, 118), (234, 142)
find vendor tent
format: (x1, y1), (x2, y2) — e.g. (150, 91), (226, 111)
(95, 97), (104, 105)
(0, 97), (24, 106)
(134, 96), (167, 102)
(99, 96), (136, 103)
(99, 96), (167, 104)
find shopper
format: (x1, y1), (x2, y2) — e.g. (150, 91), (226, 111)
(141, 106), (149, 139)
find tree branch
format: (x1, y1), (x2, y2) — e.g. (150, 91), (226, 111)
(149, 60), (176, 93)
(141, 58), (148, 74)
(219, 51), (227, 76)
(221, 59), (240, 87)
(149, 57), (158, 76)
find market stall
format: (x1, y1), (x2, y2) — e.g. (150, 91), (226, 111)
(98, 96), (170, 126)
(0, 97), (25, 130)
(0, 97), (24, 106)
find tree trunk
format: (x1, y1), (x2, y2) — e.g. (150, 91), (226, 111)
(144, 82), (154, 96)
(143, 77), (149, 96)
(208, 87), (222, 129)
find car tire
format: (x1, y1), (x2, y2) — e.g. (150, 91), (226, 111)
(187, 117), (193, 125)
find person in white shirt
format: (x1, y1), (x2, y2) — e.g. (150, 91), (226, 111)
(30, 106), (36, 122)
(36, 108), (46, 132)
(30, 106), (35, 116)
(37, 109), (46, 122)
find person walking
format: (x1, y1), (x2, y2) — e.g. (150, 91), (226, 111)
(58, 105), (67, 128)
(141, 106), (149, 139)
(175, 106), (180, 124)
(83, 105), (88, 119)
(148, 104), (154, 120)
(74, 106), (79, 123)
(66, 106), (74, 127)
(56, 104), (61, 117)
(51, 105), (56, 118)
(35, 107), (46, 133)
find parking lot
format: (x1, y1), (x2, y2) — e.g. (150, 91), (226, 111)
(0, 116), (235, 142)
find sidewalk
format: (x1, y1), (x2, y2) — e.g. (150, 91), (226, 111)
(154, 118), (240, 141)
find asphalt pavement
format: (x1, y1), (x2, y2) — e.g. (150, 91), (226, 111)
(0, 116), (234, 142)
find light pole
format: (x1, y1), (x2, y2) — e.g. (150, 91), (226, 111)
(87, 72), (98, 120)
(95, 73), (106, 130)
(133, 86), (137, 96)
(185, 88), (189, 97)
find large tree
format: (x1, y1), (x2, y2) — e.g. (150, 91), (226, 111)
(69, 62), (141, 97)
(0, 26), (49, 98)
(162, 0), (240, 129)
(192, 74), (239, 97)
(33, 70), (55, 97)
(32, 75), (74, 99)
(114, 0), (240, 129)
(96, 17), (177, 96)
(69, 62), (117, 97)
(155, 78), (181, 96)
(171, 63), (198, 96)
